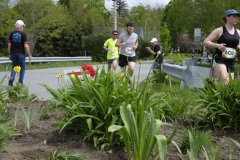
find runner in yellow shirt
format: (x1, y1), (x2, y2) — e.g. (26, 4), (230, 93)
(103, 31), (119, 70)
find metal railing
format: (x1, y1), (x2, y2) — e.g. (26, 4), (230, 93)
(162, 60), (210, 88)
(0, 56), (92, 64)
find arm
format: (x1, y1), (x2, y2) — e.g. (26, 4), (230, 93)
(133, 40), (138, 50)
(24, 43), (32, 62)
(115, 36), (126, 47)
(23, 33), (32, 62)
(103, 46), (109, 51)
(8, 34), (12, 59)
(8, 42), (11, 59)
(203, 27), (226, 52)
(103, 40), (110, 52)
(237, 29), (240, 51)
(146, 46), (155, 55)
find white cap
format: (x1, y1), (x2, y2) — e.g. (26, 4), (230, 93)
(150, 38), (158, 43)
(15, 20), (26, 28)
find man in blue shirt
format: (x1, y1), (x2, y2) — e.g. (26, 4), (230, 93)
(8, 20), (32, 86)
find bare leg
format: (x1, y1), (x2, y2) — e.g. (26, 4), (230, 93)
(111, 59), (118, 71)
(108, 63), (111, 70)
(214, 64), (229, 84)
(230, 72), (234, 80)
(128, 61), (135, 76)
(121, 66), (127, 72)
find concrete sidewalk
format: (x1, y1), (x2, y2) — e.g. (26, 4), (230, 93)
(0, 62), (153, 100)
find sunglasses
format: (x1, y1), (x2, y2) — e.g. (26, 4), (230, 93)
(113, 33), (118, 35)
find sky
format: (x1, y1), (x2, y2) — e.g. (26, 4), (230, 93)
(9, 0), (171, 9)
(104, 0), (171, 10)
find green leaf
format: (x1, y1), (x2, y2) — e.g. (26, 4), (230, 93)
(108, 125), (123, 132)
(155, 135), (168, 160)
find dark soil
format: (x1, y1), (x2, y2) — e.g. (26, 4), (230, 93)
(0, 101), (240, 160)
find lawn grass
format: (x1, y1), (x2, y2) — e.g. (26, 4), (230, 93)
(0, 61), (104, 71)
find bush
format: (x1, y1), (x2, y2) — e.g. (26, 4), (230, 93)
(84, 35), (109, 62)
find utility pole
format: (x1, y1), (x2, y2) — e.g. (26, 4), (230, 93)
(112, 0), (117, 30)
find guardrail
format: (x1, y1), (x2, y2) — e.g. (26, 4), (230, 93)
(162, 62), (210, 88)
(0, 56), (92, 64)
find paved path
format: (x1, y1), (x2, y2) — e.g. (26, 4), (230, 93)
(0, 62), (153, 100)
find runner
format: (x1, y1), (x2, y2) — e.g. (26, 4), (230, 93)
(203, 9), (240, 84)
(103, 30), (119, 71)
(116, 22), (138, 76)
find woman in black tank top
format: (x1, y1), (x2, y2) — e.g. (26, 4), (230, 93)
(203, 9), (240, 84)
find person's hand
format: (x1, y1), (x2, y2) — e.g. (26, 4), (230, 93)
(132, 46), (137, 50)
(216, 43), (226, 52)
(237, 45), (240, 51)
(29, 55), (32, 62)
(146, 46), (150, 50)
(121, 42), (126, 47)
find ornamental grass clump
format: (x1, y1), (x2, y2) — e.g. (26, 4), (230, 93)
(198, 79), (240, 130)
(44, 69), (136, 149)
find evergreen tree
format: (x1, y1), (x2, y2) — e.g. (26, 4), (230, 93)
(114, 0), (128, 17)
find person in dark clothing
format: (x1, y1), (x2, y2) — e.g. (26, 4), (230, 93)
(203, 9), (240, 84)
(191, 49), (196, 58)
(8, 20), (32, 86)
(146, 38), (164, 69)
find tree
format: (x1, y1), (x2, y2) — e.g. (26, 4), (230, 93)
(0, 0), (17, 55)
(13, 0), (70, 56)
(163, 0), (240, 50)
(115, 0), (128, 17)
(160, 23), (171, 53)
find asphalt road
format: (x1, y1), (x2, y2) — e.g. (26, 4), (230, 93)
(0, 61), (153, 100)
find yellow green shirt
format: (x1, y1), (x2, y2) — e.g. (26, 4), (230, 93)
(103, 38), (119, 59)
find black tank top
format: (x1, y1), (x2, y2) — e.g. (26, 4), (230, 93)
(216, 26), (239, 57)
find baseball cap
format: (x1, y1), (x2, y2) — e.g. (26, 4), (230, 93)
(150, 38), (158, 43)
(224, 9), (240, 17)
(15, 20), (26, 28)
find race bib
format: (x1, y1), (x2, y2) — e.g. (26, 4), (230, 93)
(222, 47), (236, 59)
(125, 47), (134, 55)
(110, 50), (116, 55)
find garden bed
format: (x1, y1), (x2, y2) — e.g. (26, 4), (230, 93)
(0, 101), (239, 160)
(0, 101), (125, 160)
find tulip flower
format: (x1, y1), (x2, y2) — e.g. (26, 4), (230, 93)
(70, 73), (76, 79)
(81, 64), (95, 77)
(56, 74), (61, 78)
(13, 66), (21, 73)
